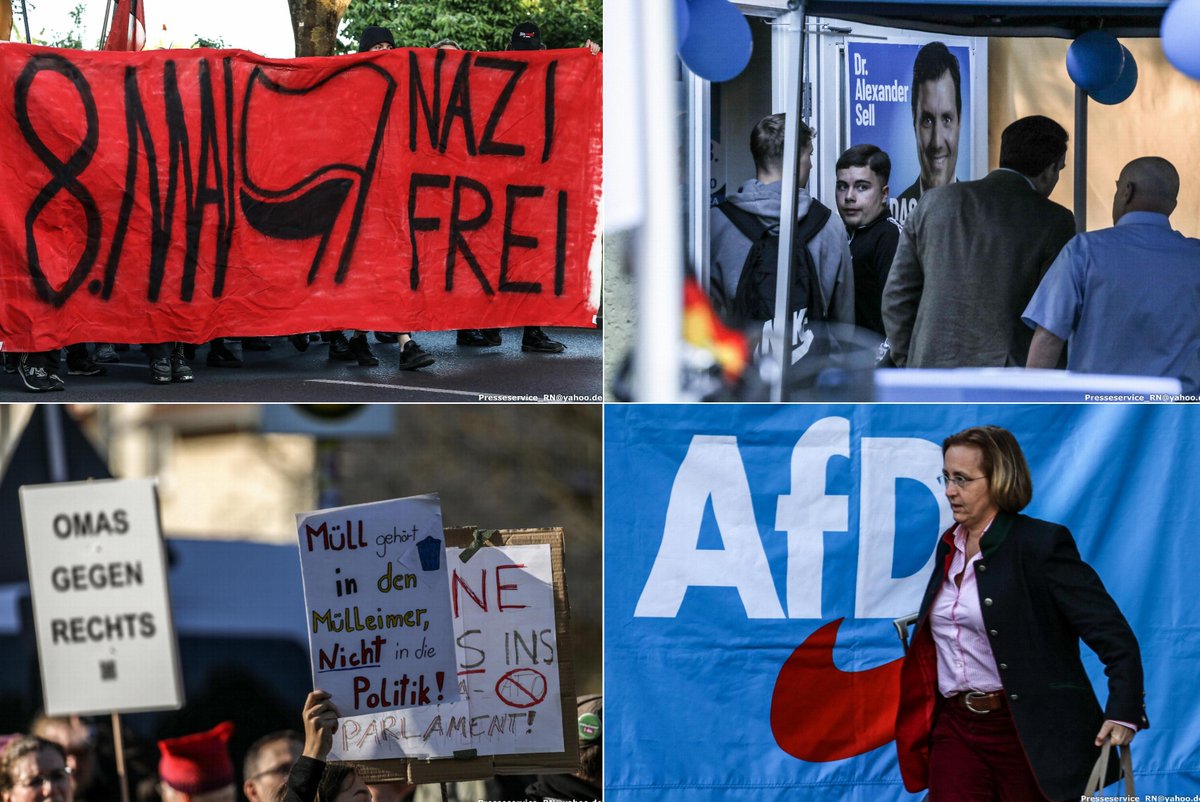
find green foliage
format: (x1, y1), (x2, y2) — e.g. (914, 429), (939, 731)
(337, 0), (600, 55)
(193, 35), (228, 49)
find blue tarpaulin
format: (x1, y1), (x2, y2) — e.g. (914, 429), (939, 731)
(606, 404), (1200, 801)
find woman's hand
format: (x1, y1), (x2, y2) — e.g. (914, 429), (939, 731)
(301, 689), (340, 761)
(1094, 720), (1136, 747)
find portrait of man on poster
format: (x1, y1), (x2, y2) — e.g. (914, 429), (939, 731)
(894, 42), (962, 224)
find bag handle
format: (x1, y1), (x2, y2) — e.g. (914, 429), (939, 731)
(1083, 741), (1135, 798)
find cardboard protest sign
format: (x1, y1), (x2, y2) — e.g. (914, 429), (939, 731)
(329, 539), (563, 761)
(348, 528), (579, 785)
(0, 44), (602, 350)
(19, 478), (182, 716)
(296, 494), (460, 719)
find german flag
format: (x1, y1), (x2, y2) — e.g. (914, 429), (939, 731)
(684, 276), (749, 381)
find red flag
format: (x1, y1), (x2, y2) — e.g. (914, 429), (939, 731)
(103, 0), (145, 51)
(683, 276), (749, 380)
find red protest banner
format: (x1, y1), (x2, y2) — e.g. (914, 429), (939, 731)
(0, 45), (601, 351)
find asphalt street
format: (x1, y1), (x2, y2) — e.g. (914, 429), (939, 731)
(0, 328), (602, 402)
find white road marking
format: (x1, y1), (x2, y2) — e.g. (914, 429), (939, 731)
(303, 379), (498, 398)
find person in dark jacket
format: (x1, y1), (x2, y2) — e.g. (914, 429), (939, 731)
(834, 144), (901, 342)
(895, 425), (1147, 801)
(525, 695), (601, 801)
(279, 691), (367, 802)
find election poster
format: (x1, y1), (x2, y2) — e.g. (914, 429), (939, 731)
(0, 44), (602, 350)
(19, 477), (183, 716)
(296, 494), (460, 723)
(846, 41), (974, 226)
(605, 404), (1200, 801)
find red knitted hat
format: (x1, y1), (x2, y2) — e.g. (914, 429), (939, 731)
(157, 721), (235, 794)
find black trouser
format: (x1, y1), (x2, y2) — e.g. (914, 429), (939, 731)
(23, 344), (87, 369)
(143, 342), (174, 360)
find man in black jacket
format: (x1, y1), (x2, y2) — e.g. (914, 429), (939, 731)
(835, 144), (901, 342)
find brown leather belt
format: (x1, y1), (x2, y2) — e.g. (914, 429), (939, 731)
(950, 690), (1006, 714)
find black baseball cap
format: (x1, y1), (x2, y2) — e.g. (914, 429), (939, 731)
(510, 21), (545, 51)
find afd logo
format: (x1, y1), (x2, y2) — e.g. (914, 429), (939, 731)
(632, 416), (954, 763)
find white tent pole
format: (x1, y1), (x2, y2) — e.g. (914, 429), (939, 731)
(1074, 84), (1087, 233)
(633, 1), (684, 400)
(770, 6), (806, 402)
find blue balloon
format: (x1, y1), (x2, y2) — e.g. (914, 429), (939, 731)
(1163, 0), (1200, 81)
(674, 0), (690, 47)
(1066, 31), (1125, 92)
(678, 0), (752, 83)
(1090, 46), (1138, 104)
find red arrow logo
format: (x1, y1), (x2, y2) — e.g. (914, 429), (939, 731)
(770, 618), (903, 762)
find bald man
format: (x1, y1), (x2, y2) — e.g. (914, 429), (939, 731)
(1023, 157), (1200, 391)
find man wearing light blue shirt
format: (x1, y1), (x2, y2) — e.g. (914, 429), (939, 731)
(1023, 157), (1200, 391)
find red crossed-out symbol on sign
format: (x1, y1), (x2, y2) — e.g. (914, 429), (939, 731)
(495, 668), (548, 708)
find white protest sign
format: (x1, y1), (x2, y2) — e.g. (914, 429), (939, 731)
(19, 478), (183, 716)
(329, 542), (563, 760)
(296, 494), (460, 719)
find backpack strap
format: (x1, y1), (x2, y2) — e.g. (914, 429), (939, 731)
(797, 200), (832, 319)
(797, 199), (832, 244)
(718, 201), (770, 242)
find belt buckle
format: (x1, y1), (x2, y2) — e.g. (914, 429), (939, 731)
(963, 691), (992, 714)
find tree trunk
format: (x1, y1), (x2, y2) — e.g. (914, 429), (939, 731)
(287, 0), (351, 56)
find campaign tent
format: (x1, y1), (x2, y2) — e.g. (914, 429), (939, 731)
(611, 0), (1180, 400)
(743, 0), (1170, 398)
(801, 0), (1167, 36)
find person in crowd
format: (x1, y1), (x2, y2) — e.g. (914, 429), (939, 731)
(525, 695), (601, 802)
(1, 736), (74, 802)
(14, 350), (65, 393)
(28, 715), (115, 802)
(279, 690), (369, 802)
(462, 21), (574, 355)
(344, 25), (437, 371)
(13, 341), (108, 392)
(895, 425), (1146, 801)
(242, 731), (302, 802)
(893, 42), (962, 226)
(709, 112), (854, 355)
(1023, 156), (1200, 392)
(144, 342), (194, 385)
(882, 115), (1076, 369)
(835, 144), (902, 342)
(366, 781), (414, 802)
(205, 339), (242, 369)
(156, 722), (236, 802)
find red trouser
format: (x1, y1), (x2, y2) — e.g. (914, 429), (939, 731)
(928, 696), (1058, 802)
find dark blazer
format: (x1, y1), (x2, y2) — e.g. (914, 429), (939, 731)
(882, 169), (1076, 368)
(895, 511), (1148, 800)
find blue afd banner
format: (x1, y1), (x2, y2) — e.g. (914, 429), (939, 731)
(847, 41), (974, 227)
(605, 405), (1200, 801)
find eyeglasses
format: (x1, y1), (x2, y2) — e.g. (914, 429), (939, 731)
(938, 473), (986, 489)
(15, 767), (73, 790)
